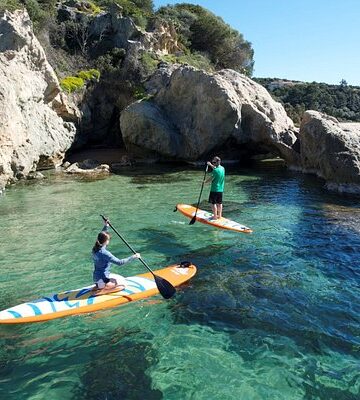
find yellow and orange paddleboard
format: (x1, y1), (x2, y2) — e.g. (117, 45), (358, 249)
(0, 263), (196, 324)
(176, 204), (252, 233)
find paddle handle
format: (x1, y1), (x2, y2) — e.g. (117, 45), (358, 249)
(100, 215), (155, 276)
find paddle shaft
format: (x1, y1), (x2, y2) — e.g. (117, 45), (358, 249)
(100, 215), (155, 276)
(190, 164), (208, 223)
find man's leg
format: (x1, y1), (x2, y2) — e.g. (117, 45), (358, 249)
(217, 203), (223, 219)
(211, 203), (218, 219)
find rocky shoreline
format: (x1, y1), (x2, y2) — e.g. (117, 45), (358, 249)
(1, 9), (359, 195)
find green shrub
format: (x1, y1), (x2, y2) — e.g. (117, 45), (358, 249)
(133, 85), (152, 100)
(77, 68), (100, 81)
(179, 53), (212, 70)
(140, 50), (214, 76)
(0, 0), (22, 12)
(60, 76), (85, 93)
(94, 48), (127, 73)
(60, 69), (101, 92)
(140, 52), (159, 75)
(255, 79), (360, 123)
(156, 4), (254, 74)
(87, 1), (101, 15)
(95, 0), (154, 29)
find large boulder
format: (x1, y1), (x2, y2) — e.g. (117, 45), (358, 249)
(0, 10), (78, 189)
(299, 111), (360, 193)
(120, 65), (298, 162)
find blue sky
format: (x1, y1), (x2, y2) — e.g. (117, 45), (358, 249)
(153, 0), (360, 85)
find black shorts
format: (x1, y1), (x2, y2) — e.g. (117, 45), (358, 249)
(209, 191), (223, 204)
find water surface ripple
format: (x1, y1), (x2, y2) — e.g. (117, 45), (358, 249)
(0, 164), (359, 399)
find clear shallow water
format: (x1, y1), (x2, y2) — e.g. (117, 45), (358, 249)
(0, 163), (359, 399)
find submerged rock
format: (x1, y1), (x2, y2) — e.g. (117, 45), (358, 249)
(0, 10), (78, 189)
(120, 65), (298, 162)
(64, 159), (110, 174)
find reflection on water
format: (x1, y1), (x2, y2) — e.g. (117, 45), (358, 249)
(0, 163), (359, 399)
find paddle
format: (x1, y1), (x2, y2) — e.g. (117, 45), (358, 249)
(100, 215), (176, 299)
(189, 164), (209, 225)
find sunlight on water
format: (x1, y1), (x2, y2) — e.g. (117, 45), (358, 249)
(0, 164), (359, 399)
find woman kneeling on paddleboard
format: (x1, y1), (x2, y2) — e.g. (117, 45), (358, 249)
(92, 219), (140, 293)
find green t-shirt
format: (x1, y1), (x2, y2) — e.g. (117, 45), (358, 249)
(210, 165), (225, 192)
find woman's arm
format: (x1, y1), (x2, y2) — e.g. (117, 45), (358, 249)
(105, 251), (140, 267)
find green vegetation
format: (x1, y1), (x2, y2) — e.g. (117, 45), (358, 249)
(155, 4), (254, 75)
(133, 85), (152, 101)
(78, 1), (102, 15)
(77, 68), (101, 81)
(140, 50), (213, 75)
(140, 52), (159, 75)
(60, 76), (85, 93)
(96, 0), (154, 29)
(0, 0), (22, 12)
(60, 69), (100, 92)
(94, 48), (127, 73)
(255, 78), (360, 124)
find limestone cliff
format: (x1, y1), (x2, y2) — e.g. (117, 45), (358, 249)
(0, 9), (78, 189)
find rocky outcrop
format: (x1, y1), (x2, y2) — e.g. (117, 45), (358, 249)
(0, 10), (78, 189)
(298, 111), (360, 193)
(143, 21), (183, 55)
(64, 159), (110, 174)
(120, 65), (298, 161)
(57, 2), (181, 57)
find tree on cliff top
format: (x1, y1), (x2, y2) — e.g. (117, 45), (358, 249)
(156, 3), (254, 75)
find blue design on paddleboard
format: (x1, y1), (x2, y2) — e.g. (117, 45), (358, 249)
(43, 297), (57, 313)
(125, 278), (147, 292)
(8, 310), (22, 318)
(121, 288), (134, 295)
(27, 303), (42, 315)
(76, 288), (93, 298)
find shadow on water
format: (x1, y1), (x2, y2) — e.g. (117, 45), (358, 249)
(72, 331), (162, 400)
(137, 227), (234, 266)
(112, 164), (193, 185)
(170, 263), (360, 357)
(0, 326), (162, 400)
(137, 228), (192, 258)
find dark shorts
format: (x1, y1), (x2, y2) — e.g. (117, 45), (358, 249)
(209, 191), (223, 204)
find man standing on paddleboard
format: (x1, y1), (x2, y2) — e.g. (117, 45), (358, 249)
(207, 156), (225, 220)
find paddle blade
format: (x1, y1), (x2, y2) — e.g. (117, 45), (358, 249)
(189, 215), (196, 225)
(154, 274), (176, 299)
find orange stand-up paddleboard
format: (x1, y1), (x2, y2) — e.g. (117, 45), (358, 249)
(0, 263), (196, 324)
(176, 204), (252, 233)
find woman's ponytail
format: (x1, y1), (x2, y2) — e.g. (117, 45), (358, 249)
(92, 231), (110, 253)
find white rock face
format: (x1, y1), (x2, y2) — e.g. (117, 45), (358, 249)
(0, 10), (77, 189)
(299, 111), (360, 193)
(120, 65), (298, 161)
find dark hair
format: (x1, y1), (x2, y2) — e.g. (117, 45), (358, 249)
(92, 231), (110, 253)
(213, 156), (221, 163)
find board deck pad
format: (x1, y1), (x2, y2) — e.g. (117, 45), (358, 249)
(0, 264), (196, 324)
(176, 204), (252, 233)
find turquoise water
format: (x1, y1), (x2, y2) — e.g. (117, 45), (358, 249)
(0, 163), (359, 399)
